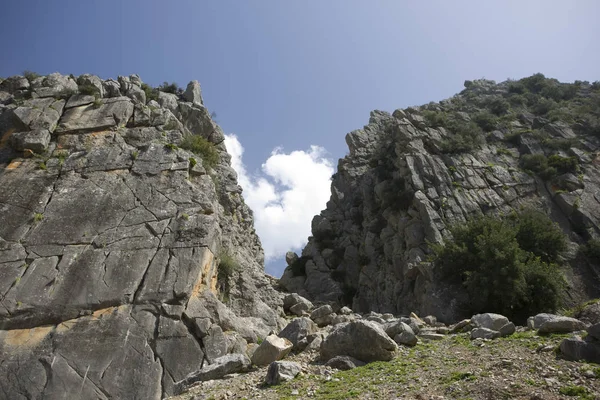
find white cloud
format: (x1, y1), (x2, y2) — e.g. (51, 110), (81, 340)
(224, 134), (334, 263)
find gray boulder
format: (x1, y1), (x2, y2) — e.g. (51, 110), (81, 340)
(498, 322), (516, 337)
(587, 323), (600, 340)
(471, 313), (509, 331)
(394, 331), (418, 346)
(184, 80), (203, 105)
(310, 304), (334, 326)
(12, 97), (65, 132)
(32, 73), (78, 98)
(0, 75), (30, 92)
(325, 355), (366, 370)
(384, 320), (414, 339)
(285, 251), (299, 266)
(470, 327), (501, 340)
(103, 79), (121, 97)
(527, 313), (557, 330)
(278, 317), (318, 351)
(203, 325), (228, 363)
(10, 129), (50, 153)
(560, 337), (600, 363)
(320, 320), (397, 362)
(264, 361), (302, 385)
(173, 354), (250, 394)
(538, 316), (586, 334)
(251, 335), (293, 366)
(77, 74), (104, 97)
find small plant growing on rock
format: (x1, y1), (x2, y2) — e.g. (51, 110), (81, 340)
(217, 251), (240, 285)
(180, 134), (219, 170)
(141, 83), (159, 102)
(33, 213), (44, 222)
(158, 82), (183, 95)
(78, 84), (97, 96)
(23, 70), (40, 81)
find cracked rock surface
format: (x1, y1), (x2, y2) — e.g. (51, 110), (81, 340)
(0, 73), (284, 399)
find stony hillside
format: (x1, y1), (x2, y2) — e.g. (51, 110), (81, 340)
(280, 75), (600, 323)
(0, 73), (284, 399)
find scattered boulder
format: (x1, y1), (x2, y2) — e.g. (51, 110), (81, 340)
(283, 293), (313, 313)
(587, 322), (600, 340)
(278, 317), (318, 351)
(311, 305), (334, 327)
(251, 335), (293, 366)
(574, 301), (600, 325)
(173, 354), (250, 395)
(423, 315), (437, 325)
(527, 313), (557, 330)
(320, 320), (397, 363)
(394, 331), (418, 346)
(560, 337), (600, 363)
(450, 319), (472, 334)
(384, 321), (414, 339)
(285, 251), (299, 266)
(471, 327), (501, 340)
(289, 302), (311, 316)
(10, 129), (50, 153)
(498, 322), (516, 337)
(339, 306), (353, 315)
(265, 361), (302, 385)
(325, 356), (366, 370)
(471, 313), (509, 331)
(538, 316), (586, 334)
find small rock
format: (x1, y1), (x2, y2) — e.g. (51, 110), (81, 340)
(499, 322), (516, 337)
(251, 335), (293, 366)
(339, 306), (352, 315)
(471, 313), (510, 331)
(538, 316), (586, 334)
(419, 333), (445, 341)
(423, 315), (437, 325)
(470, 327), (500, 340)
(394, 331), (418, 347)
(264, 361), (302, 385)
(325, 355), (366, 370)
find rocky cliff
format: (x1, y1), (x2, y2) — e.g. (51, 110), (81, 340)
(281, 75), (600, 322)
(0, 73), (284, 399)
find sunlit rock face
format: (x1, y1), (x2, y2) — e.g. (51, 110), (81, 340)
(0, 73), (284, 399)
(281, 76), (600, 323)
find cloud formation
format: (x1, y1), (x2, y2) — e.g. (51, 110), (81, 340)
(224, 135), (334, 264)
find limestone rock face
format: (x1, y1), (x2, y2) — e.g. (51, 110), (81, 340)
(280, 77), (600, 323)
(0, 73), (283, 399)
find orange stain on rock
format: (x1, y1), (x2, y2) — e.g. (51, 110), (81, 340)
(2, 326), (54, 348)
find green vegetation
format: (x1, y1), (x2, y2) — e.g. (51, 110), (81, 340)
(92, 98), (103, 108)
(559, 385), (593, 399)
(423, 110), (448, 128)
(472, 111), (498, 132)
(582, 239), (600, 265)
(180, 134), (219, 170)
(38, 161), (47, 170)
(141, 83), (159, 102)
(164, 143), (178, 151)
(158, 81), (183, 95)
(131, 150), (139, 160)
(33, 213), (44, 222)
(189, 157), (197, 168)
(432, 210), (566, 321)
(441, 121), (484, 153)
(78, 84), (97, 96)
(217, 251), (240, 282)
(520, 153), (579, 181)
(22, 70), (40, 81)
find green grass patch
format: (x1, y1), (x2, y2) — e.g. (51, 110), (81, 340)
(180, 134), (219, 170)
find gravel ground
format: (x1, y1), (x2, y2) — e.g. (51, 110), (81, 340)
(169, 330), (600, 400)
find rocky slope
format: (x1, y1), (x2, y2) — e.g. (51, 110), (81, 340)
(0, 73), (284, 399)
(281, 75), (600, 322)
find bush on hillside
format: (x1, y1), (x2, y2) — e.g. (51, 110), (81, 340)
(432, 211), (566, 320)
(441, 121), (484, 153)
(141, 83), (159, 102)
(158, 81), (183, 95)
(422, 110), (448, 128)
(180, 134), (219, 170)
(582, 239), (600, 265)
(473, 111), (498, 131)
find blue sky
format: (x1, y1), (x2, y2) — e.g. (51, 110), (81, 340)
(2, 1), (598, 276)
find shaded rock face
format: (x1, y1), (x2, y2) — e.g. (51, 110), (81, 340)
(0, 73), (283, 399)
(280, 77), (600, 323)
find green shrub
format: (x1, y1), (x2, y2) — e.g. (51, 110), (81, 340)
(508, 81), (526, 94)
(547, 154), (578, 174)
(78, 84), (97, 96)
(513, 209), (566, 263)
(218, 252), (239, 282)
(158, 81), (183, 95)
(520, 73), (550, 94)
(141, 83), (159, 102)
(422, 110), (448, 128)
(291, 256), (309, 276)
(441, 121), (484, 153)
(582, 239), (600, 264)
(432, 211), (566, 320)
(180, 135), (219, 170)
(487, 98), (510, 116)
(23, 70), (40, 81)
(473, 111), (498, 132)
(520, 154), (557, 180)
